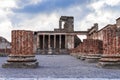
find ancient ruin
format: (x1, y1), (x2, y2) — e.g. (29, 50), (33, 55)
(2, 16), (120, 69)
(70, 17), (120, 69)
(35, 16), (87, 54)
(2, 30), (38, 68)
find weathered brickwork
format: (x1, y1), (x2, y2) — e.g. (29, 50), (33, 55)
(2, 30), (38, 68)
(102, 25), (117, 54)
(71, 17), (120, 65)
(11, 30), (34, 56)
(0, 49), (11, 53)
(98, 24), (120, 68)
(70, 39), (103, 55)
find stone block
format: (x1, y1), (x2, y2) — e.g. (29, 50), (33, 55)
(98, 54), (120, 69)
(85, 54), (102, 63)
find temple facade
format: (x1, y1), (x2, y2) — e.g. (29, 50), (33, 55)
(34, 16), (87, 54)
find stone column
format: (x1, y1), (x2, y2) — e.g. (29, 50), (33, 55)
(54, 35), (56, 49)
(65, 35), (67, 49)
(36, 34), (40, 54)
(37, 34), (40, 49)
(2, 30), (39, 68)
(48, 35), (50, 48)
(43, 35), (45, 49)
(42, 35), (45, 54)
(59, 35), (61, 49)
(48, 35), (52, 54)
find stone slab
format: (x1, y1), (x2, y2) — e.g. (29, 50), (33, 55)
(2, 61), (39, 68)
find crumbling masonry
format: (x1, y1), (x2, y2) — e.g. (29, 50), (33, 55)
(70, 17), (120, 69)
(2, 16), (120, 69)
(35, 16), (87, 54)
(2, 30), (38, 68)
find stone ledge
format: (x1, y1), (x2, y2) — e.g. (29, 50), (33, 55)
(2, 61), (39, 68)
(98, 62), (120, 69)
(85, 54), (102, 63)
(98, 54), (120, 69)
(2, 55), (39, 68)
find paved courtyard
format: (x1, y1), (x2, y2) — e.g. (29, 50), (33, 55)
(0, 55), (120, 78)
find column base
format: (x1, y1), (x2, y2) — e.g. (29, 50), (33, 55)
(48, 47), (53, 55)
(85, 54), (101, 63)
(80, 53), (87, 60)
(98, 54), (120, 69)
(2, 55), (39, 68)
(36, 48), (41, 54)
(70, 53), (78, 57)
(76, 53), (82, 59)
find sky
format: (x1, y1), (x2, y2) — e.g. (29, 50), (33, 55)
(0, 0), (120, 42)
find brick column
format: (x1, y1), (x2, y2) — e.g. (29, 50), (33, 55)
(2, 30), (39, 68)
(98, 25), (120, 69)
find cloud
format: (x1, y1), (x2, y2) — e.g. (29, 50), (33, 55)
(0, 0), (17, 9)
(78, 0), (120, 31)
(0, 0), (18, 42)
(30, 0), (43, 5)
(0, 0), (120, 42)
(14, 13), (60, 31)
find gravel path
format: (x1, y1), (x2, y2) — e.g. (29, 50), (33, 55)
(0, 55), (120, 78)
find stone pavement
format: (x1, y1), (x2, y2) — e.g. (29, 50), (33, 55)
(0, 55), (120, 78)
(0, 78), (120, 80)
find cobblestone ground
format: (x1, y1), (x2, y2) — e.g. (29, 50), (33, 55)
(0, 55), (120, 78)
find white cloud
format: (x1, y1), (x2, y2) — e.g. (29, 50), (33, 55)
(0, 0), (18, 42)
(30, 0), (43, 4)
(0, 0), (120, 42)
(14, 13), (60, 31)
(14, 4), (82, 32)
(79, 0), (120, 31)
(0, 21), (13, 42)
(104, 0), (120, 6)
(0, 0), (17, 8)
(90, 0), (120, 11)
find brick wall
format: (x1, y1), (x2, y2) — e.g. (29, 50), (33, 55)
(70, 39), (103, 54)
(0, 49), (11, 54)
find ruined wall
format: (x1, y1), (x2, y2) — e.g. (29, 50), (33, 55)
(70, 39), (103, 54)
(11, 30), (34, 56)
(57, 16), (74, 32)
(102, 25), (117, 54)
(82, 39), (103, 54)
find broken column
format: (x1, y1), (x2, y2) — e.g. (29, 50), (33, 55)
(98, 24), (120, 69)
(2, 30), (39, 68)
